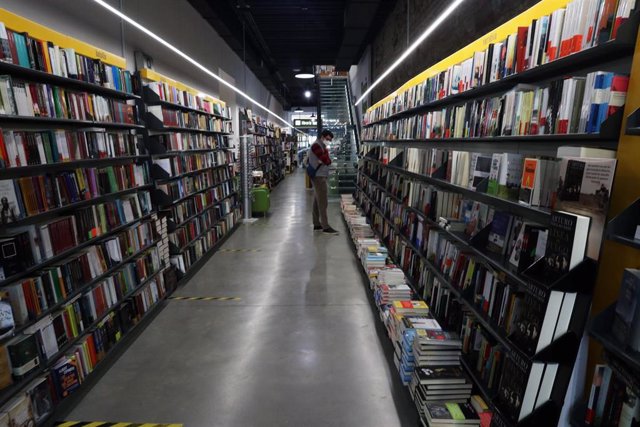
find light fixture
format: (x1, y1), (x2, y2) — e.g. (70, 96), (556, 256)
(304, 90), (311, 98)
(310, 113), (316, 118)
(90, 0), (304, 134)
(355, 0), (466, 106)
(294, 107), (304, 113)
(295, 73), (314, 79)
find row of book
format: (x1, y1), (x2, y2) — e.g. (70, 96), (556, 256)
(169, 197), (237, 250)
(362, 72), (628, 141)
(341, 197), (485, 426)
(584, 361), (640, 426)
(0, 270), (168, 425)
(156, 168), (232, 203)
(167, 185), (237, 227)
(363, 0), (635, 124)
(0, 76), (136, 124)
(350, 193), (587, 424)
(149, 132), (229, 153)
(0, 219), (159, 316)
(170, 208), (240, 275)
(0, 22), (134, 93)
(0, 191), (152, 277)
(361, 161), (592, 278)
(5, 246), (162, 357)
(147, 106), (231, 134)
(142, 79), (230, 118)
(0, 163), (149, 222)
(0, 129), (141, 168)
(152, 151), (232, 178)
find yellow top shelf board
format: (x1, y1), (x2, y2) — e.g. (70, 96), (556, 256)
(139, 68), (226, 107)
(0, 7), (126, 69)
(368, 0), (572, 111)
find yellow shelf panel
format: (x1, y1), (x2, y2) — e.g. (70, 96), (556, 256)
(139, 68), (226, 108)
(0, 7), (126, 68)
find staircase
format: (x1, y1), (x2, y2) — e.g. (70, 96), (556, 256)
(317, 76), (359, 195)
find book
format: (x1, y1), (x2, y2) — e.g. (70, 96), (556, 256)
(416, 366), (468, 385)
(26, 376), (53, 423)
(543, 211), (590, 277)
(4, 393), (34, 427)
(425, 402), (481, 425)
(556, 157), (616, 260)
(486, 212), (514, 256)
(6, 334), (39, 379)
(51, 356), (80, 399)
(612, 269), (640, 351)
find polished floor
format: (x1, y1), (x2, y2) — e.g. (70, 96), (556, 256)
(68, 170), (416, 427)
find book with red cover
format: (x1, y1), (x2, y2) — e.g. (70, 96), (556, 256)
(516, 27), (529, 73)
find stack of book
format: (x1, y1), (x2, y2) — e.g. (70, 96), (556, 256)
(409, 366), (475, 420)
(413, 329), (463, 368)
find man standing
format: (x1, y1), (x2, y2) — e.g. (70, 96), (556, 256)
(308, 129), (339, 235)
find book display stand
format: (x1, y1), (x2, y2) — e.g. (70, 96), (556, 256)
(137, 69), (240, 288)
(0, 7), (175, 424)
(351, 1), (640, 426)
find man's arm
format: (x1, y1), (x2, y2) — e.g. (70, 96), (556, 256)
(311, 142), (331, 165)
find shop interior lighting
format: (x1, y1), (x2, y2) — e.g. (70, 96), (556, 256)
(295, 73), (314, 79)
(304, 90), (311, 98)
(91, 0), (303, 133)
(355, 0), (466, 106)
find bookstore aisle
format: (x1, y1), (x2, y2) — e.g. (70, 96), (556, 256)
(66, 170), (417, 427)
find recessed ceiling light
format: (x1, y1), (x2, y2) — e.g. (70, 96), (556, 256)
(304, 90), (311, 98)
(295, 73), (314, 79)
(292, 68), (302, 72)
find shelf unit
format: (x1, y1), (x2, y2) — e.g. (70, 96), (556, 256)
(0, 8), (171, 425)
(137, 69), (241, 283)
(240, 109), (287, 189)
(353, 1), (640, 425)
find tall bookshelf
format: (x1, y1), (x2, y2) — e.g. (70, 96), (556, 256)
(355, 1), (640, 426)
(0, 8), (170, 424)
(240, 109), (286, 189)
(137, 69), (241, 286)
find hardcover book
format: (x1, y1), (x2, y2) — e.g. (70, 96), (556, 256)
(612, 268), (640, 351)
(543, 211), (590, 277)
(556, 157), (616, 260)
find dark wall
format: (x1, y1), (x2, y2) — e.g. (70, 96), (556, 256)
(370, 0), (539, 103)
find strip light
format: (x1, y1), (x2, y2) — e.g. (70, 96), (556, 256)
(355, 0), (466, 106)
(91, 0), (303, 133)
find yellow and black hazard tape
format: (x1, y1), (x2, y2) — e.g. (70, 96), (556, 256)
(55, 422), (183, 427)
(168, 296), (241, 302)
(218, 248), (261, 253)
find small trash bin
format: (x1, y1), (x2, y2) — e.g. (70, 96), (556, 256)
(251, 187), (270, 216)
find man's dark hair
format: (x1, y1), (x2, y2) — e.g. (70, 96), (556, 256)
(321, 129), (334, 139)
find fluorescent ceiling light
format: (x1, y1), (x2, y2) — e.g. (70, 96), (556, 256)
(304, 90), (311, 98)
(294, 107), (304, 113)
(91, 0), (304, 134)
(295, 73), (314, 79)
(355, 0), (466, 106)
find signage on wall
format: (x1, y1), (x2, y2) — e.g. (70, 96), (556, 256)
(294, 118), (317, 126)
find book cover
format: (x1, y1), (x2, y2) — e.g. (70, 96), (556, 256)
(51, 356), (80, 399)
(26, 376), (53, 423)
(497, 356), (528, 421)
(486, 212), (514, 256)
(416, 366), (467, 384)
(544, 211), (590, 277)
(0, 180), (23, 224)
(6, 334), (39, 379)
(510, 292), (545, 355)
(612, 268), (640, 350)
(556, 157), (616, 260)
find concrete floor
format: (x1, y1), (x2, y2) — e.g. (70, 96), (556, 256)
(67, 170), (417, 427)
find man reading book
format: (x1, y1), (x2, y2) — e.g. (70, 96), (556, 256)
(309, 129), (339, 234)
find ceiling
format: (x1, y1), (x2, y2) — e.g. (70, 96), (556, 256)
(187, 0), (397, 109)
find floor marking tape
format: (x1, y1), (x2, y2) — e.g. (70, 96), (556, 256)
(168, 296), (241, 301)
(55, 423), (182, 427)
(218, 248), (261, 253)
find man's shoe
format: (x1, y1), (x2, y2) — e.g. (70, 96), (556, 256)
(323, 227), (339, 235)
(313, 225), (323, 231)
